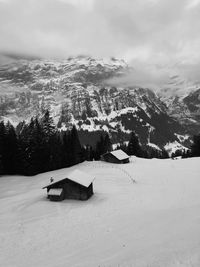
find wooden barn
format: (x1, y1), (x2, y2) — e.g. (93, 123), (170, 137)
(42, 169), (94, 201)
(101, 149), (130, 164)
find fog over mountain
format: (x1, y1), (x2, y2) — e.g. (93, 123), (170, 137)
(1, 0), (200, 89)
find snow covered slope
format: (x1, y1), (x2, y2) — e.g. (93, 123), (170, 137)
(0, 157), (200, 267)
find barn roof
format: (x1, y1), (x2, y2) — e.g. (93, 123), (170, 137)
(109, 149), (129, 160)
(42, 169), (94, 189)
(67, 169), (94, 187)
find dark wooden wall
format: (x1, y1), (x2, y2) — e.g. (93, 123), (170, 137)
(47, 178), (93, 201)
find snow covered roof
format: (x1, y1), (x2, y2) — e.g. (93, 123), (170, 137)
(48, 188), (63, 196)
(109, 149), (129, 160)
(43, 169), (95, 189)
(67, 169), (95, 187)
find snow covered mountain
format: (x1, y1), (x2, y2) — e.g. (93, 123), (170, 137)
(159, 77), (200, 135)
(0, 56), (197, 151)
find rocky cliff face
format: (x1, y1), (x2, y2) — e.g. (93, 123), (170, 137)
(0, 56), (197, 151)
(0, 56), (127, 120)
(159, 77), (200, 135)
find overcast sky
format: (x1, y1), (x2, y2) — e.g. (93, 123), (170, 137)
(0, 0), (200, 86)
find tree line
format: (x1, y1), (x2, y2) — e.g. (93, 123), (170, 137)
(0, 111), (200, 176)
(0, 111), (84, 176)
(85, 131), (169, 160)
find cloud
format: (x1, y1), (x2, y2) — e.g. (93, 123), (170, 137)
(186, 0), (200, 9)
(176, 62), (200, 84)
(0, 0), (200, 88)
(105, 61), (170, 90)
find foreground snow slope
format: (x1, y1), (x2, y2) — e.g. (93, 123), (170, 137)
(0, 157), (200, 267)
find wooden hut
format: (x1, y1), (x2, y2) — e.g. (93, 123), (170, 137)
(42, 169), (94, 201)
(101, 149), (130, 164)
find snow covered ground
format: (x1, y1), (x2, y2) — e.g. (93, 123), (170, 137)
(0, 157), (200, 267)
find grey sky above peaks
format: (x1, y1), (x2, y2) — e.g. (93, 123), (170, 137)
(1, 0), (200, 87)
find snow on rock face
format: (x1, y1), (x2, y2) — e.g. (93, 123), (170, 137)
(147, 142), (162, 151)
(0, 56), (195, 150)
(159, 82), (200, 126)
(175, 133), (190, 142)
(0, 158), (200, 267)
(164, 141), (189, 156)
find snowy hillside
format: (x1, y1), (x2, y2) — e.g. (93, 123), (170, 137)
(0, 157), (200, 267)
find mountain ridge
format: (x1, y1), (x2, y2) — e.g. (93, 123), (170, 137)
(0, 56), (198, 153)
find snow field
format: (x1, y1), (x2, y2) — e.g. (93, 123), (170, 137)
(0, 157), (200, 267)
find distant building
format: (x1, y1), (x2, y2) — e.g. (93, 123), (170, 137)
(43, 169), (94, 201)
(101, 149), (130, 164)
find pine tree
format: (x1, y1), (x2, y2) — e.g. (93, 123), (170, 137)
(182, 149), (191, 158)
(85, 145), (93, 161)
(3, 121), (18, 174)
(0, 121), (6, 174)
(48, 132), (63, 171)
(30, 118), (48, 173)
(17, 118), (47, 175)
(103, 133), (112, 153)
(191, 134), (200, 157)
(127, 131), (142, 157)
(17, 119), (38, 175)
(95, 134), (105, 159)
(147, 146), (160, 159)
(70, 125), (82, 165)
(41, 110), (56, 138)
(160, 148), (169, 159)
(95, 133), (112, 159)
(40, 110), (57, 172)
(61, 131), (71, 167)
